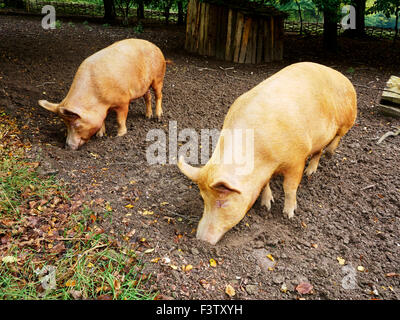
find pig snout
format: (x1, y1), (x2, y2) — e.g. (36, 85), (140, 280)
(196, 216), (227, 245)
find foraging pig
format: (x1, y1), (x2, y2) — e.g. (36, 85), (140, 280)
(178, 62), (357, 245)
(38, 39), (170, 150)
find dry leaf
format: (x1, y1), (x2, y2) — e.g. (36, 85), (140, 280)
(2, 256), (17, 263)
(65, 279), (76, 287)
(337, 257), (345, 265)
(266, 254), (275, 262)
(357, 266), (365, 272)
(125, 204), (134, 209)
(144, 248), (155, 254)
(296, 282), (313, 294)
(183, 264), (193, 272)
(225, 284), (236, 297)
(209, 258), (217, 267)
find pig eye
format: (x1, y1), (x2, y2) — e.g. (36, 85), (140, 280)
(211, 182), (241, 194)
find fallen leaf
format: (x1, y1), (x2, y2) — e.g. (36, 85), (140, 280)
(142, 209), (154, 216)
(357, 266), (365, 272)
(266, 254), (275, 262)
(209, 258), (217, 267)
(113, 279), (121, 291)
(65, 279), (76, 287)
(2, 256), (18, 263)
(296, 282), (313, 294)
(385, 272), (400, 277)
(69, 290), (82, 300)
(183, 264), (193, 272)
(337, 257), (346, 265)
(151, 257), (160, 263)
(144, 248), (155, 254)
(225, 284), (236, 297)
(125, 204), (134, 209)
(97, 294), (112, 300)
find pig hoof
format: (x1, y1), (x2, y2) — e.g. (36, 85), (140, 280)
(261, 196), (274, 211)
(283, 209), (295, 219)
(117, 129), (127, 137)
(304, 166), (317, 176)
(146, 113), (153, 119)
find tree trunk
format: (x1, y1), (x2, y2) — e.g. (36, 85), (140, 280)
(177, 0), (184, 25)
(164, 3), (172, 24)
(5, 0), (24, 8)
(103, 0), (116, 22)
(296, 0), (303, 35)
(394, 7), (399, 44)
(323, 7), (338, 51)
(354, 0), (366, 36)
(137, 0), (145, 20)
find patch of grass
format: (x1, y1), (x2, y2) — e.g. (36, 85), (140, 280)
(0, 110), (155, 300)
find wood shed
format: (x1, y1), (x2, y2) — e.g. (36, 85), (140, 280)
(185, 0), (287, 64)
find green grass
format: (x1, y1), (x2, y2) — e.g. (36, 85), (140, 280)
(0, 111), (156, 300)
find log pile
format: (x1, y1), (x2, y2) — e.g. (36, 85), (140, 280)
(185, 0), (287, 64)
(378, 76), (400, 118)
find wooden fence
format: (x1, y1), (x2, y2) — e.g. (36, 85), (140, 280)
(0, 0), (179, 22)
(284, 20), (398, 40)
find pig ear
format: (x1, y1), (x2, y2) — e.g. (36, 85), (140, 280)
(178, 155), (200, 182)
(38, 100), (59, 113)
(210, 180), (241, 194)
(59, 108), (81, 120)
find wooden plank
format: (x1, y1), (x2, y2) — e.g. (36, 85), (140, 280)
(215, 6), (226, 60)
(185, 0), (194, 51)
(273, 17), (284, 61)
(382, 76), (400, 105)
(245, 18), (254, 64)
(233, 12), (244, 63)
(263, 18), (271, 63)
(256, 18), (263, 64)
(239, 17), (252, 63)
(378, 104), (400, 118)
(250, 18), (258, 64)
(207, 4), (217, 57)
(193, 0), (201, 52)
(225, 9), (234, 61)
(203, 3), (210, 56)
(198, 2), (206, 55)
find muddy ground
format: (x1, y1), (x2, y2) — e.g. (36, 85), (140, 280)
(1, 14), (399, 300)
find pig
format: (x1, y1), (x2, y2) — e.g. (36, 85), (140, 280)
(178, 62), (357, 245)
(38, 39), (170, 150)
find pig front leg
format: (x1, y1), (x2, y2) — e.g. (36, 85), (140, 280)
(282, 163), (304, 219)
(261, 182), (274, 211)
(304, 150), (323, 176)
(96, 121), (106, 138)
(116, 104), (128, 136)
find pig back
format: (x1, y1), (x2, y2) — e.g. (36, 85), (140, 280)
(223, 62), (357, 163)
(72, 39), (166, 106)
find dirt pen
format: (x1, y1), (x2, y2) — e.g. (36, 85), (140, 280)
(0, 12), (400, 300)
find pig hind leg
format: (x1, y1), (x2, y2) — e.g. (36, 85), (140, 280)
(144, 90), (153, 119)
(324, 135), (342, 156)
(304, 150), (323, 176)
(282, 163), (304, 219)
(116, 104), (129, 136)
(261, 182), (274, 211)
(152, 80), (163, 121)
